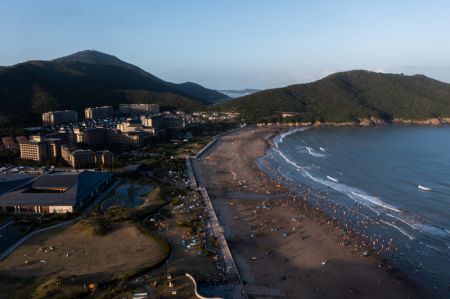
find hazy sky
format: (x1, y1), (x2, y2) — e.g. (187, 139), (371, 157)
(1, 0), (450, 89)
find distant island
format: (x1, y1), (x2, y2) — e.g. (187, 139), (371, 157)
(217, 88), (260, 99)
(217, 70), (450, 125)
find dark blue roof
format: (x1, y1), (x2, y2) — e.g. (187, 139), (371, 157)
(0, 171), (112, 207)
(0, 174), (36, 195)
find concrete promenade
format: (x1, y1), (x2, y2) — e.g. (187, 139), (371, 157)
(186, 129), (247, 298)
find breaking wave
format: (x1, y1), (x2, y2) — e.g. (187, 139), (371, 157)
(305, 146), (326, 158)
(380, 220), (415, 240)
(273, 144), (400, 214)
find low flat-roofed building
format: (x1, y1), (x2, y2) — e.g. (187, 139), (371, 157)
(0, 174), (37, 196)
(1, 137), (17, 150)
(15, 136), (28, 144)
(0, 171), (113, 214)
(281, 112), (300, 118)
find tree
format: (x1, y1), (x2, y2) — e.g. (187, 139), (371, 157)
(31, 86), (61, 115)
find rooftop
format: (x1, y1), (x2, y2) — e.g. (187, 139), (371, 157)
(0, 171), (112, 208)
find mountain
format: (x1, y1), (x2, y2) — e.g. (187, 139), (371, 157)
(54, 50), (229, 103)
(218, 89), (260, 99)
(0, 50), (227, 127)
(53, 50), (165, 83)
(174, 82), (229, 104)
(217, 70), (450, 123)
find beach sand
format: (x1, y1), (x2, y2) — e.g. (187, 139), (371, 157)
(191, 126), (425, 299)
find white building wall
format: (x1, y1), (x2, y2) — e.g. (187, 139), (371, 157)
(49, 206), (73, 213)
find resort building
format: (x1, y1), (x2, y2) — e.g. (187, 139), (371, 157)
(61, 145), (113, 169)
(0, 171), (113, 214)
(84, 106), (113, 120)
(61, 146), (95, 168)
(119, 103), (159, 116)
(42, 110), (78, 126)
(141, 114), (165, 128)
(164, 116), (186, 130)
(105, 129), (149, 147)
(116, 120), (144, 133)
(74, 127), (106, 146)
(95, 150), (114, 167)
(19, 137), (63, 162)
(19, 140), (48, 161)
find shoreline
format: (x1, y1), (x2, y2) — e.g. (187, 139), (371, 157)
(256, 116), (450, 127)
(259, 127), (427, 287)
(191, 126), (426, 298)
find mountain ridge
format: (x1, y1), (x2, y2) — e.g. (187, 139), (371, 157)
(53, 50), (229, 103)
(0, 50), (228, 127)
(217, 70), (450, 123)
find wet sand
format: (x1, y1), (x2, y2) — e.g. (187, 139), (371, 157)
(191, 126), (425, 299)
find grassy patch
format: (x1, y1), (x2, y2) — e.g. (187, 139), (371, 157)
(31, 277), (87, 299)
(0, 273), (39, 299)
(104, 206), (132, 223)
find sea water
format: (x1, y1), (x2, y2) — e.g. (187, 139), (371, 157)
(259, 126), (450, 298)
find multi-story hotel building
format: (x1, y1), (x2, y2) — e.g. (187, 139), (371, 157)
(105, 129), (149, 147)
(61, 145), (114, 169)
(119, 103), (159, 116)
(19, 136), (62, 162)
(74, 127), (106, 146)
(95, 150), (114, 167)
(19, 140), (48, 161)
(84, 106), (113, 120)
(141, 114), (165, 128)
(42, 110), (78, 126)
(61, 146), (95, 169)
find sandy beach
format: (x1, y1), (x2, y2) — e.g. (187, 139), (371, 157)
(191, 126), (425, 299)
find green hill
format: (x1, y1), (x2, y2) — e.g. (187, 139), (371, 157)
(0, 50), (227, 128)
(217, 70), (450, 123)
(173, 81), (230, 104)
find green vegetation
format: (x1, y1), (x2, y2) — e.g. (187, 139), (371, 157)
(177, 218), (202, 234)
(104, 206), (132, 223)
(31, 277), (86, 299)
(0, 273), (39, 299)
(0, 50), (228, 129)
(0, 274), (89, 299)
(217, 70), (450, 123)
(87, 214), (112, 235)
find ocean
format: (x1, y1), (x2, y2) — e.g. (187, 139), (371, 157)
(258, 126), (450, 298)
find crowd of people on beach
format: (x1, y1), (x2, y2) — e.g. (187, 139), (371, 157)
(259, 151), (406, 269)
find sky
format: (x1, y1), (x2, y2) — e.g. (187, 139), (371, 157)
(1, 0), (450, 89)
